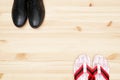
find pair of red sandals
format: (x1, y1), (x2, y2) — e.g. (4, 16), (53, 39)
(74, 55), (109, 80)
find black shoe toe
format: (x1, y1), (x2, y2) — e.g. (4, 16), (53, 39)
(28, 0), (45, 28)
(12, 0), (27, 27)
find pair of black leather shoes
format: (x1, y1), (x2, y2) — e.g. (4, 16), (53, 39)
(12, 0), (45, 28)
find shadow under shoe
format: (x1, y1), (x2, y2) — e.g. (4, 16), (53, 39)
(12, 0), (27, 27)
(27, 0), (45, 28)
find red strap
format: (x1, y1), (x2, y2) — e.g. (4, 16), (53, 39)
(90, 66), (109, 80)
(87, 65), (97, 80)
(74, 65), (93, 80)
(74, 65), (109, 80)
(74, 65), (84, 80)
(101, 66), (109, 80)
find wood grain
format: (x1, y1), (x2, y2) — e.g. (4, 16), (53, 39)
(0, 0), (120, 80)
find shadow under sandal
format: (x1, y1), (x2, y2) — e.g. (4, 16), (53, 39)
(12, 0), (27, 27)
(27, 0), (45, 28)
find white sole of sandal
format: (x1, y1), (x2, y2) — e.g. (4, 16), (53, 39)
(74, 55), (90, 80)
(93, 55), (110, 80)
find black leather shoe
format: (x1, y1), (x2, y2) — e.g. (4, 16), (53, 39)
(12, 0), (27, 27)
(27, 0), (45, 28)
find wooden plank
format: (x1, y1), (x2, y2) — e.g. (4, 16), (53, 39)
(0, 0), (120, 80)
(1, 0), (120, 7)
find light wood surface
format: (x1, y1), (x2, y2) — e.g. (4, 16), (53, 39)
(0, 0), (120, 80)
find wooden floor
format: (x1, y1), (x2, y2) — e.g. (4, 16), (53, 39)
(0, 0), (120, 80)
